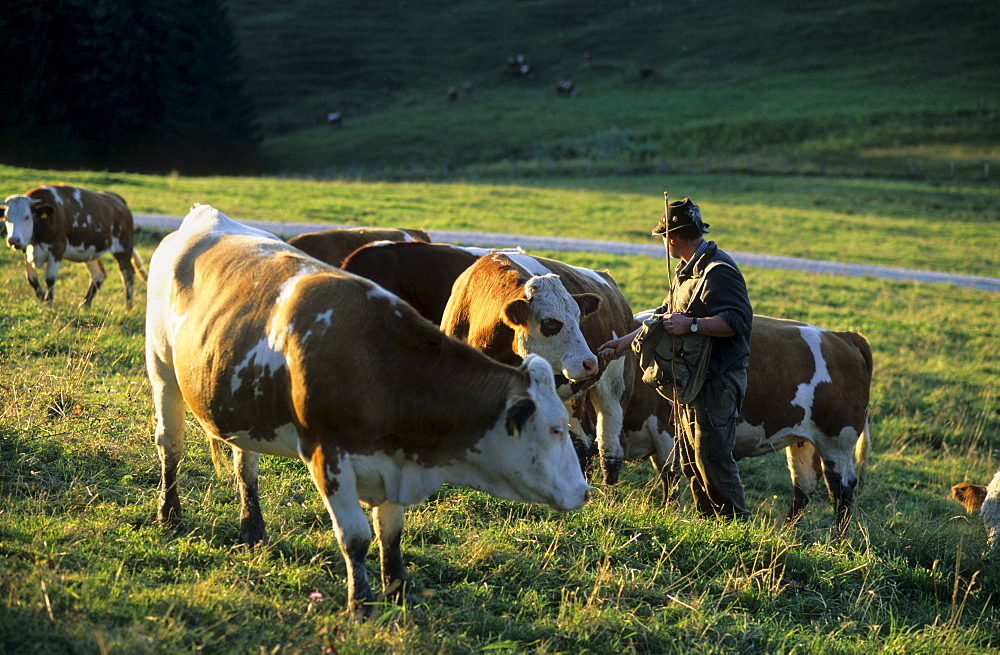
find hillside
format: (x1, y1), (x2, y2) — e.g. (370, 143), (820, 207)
(226, 0), (1000, 176)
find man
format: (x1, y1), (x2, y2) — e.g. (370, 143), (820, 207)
(599, 195), (753, 519)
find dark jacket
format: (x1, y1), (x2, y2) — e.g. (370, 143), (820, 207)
(668, 241), (753, 377)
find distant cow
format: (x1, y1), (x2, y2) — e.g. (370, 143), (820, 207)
(287, 226), (431, 268)
(952, 468), (1000, 554)
(2, 184), (147, 308)
(146, 206), (588, 617)
(627, 312), (873, 532)
(341, 241), (509, 324)
(556, 80), (577, 97)
(442, 252), (637, 484)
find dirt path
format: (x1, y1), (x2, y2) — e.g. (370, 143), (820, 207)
(134, 214), (1000, 293)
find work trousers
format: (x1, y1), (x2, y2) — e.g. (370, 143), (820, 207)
(675, 368), (750, 520)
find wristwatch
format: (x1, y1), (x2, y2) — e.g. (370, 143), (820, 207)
(690, 318), (699, 333)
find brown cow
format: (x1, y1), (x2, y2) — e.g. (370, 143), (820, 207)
(287, 226), (431, 268)
(340, 241), (502, 324)
(2, 184), (147, 308)
(625, 311), (873, 532)
(145, 205), (588, 617)
(952, 468), (1000, 554)
(442, 252), (637, 484)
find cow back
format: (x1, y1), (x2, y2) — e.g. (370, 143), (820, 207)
(341, 241), (480, 324)
(288, 227), (431, 268)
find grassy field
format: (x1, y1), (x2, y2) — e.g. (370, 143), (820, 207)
(2, 165), (998, 278)
(221, 1), (1000, 178)
(0, 166), (998, 653)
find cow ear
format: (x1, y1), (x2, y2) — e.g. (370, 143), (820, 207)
(574, 292), (602, 318)
(502, 298), (532, 327)
(504, 396), (536, 436)
(34, 203), (55, 221)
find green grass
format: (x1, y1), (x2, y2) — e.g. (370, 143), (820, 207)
(1, 166), (998, 652)
(3, 165), (998, 278)
(221, 1), (1000, 177)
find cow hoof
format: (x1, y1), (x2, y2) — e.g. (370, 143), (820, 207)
(602, 457), (623, 485)
(157, 516), (185, 537)
(349, 600), (379, 621)
(379, 579), (418, 609)
(238, 520), (267, 547)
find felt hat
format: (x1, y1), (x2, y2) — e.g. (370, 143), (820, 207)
(651, 194), (711, 236)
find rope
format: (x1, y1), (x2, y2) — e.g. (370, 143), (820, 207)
(662, 191), (684, 498)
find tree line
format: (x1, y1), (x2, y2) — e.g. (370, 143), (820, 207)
(0, 0), (259, 175)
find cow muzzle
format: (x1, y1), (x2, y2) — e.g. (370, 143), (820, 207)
(7, 237), (25, 251)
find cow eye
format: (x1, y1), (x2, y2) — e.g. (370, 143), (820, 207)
(550, 426), (566, 439)
(540, 318), (562, 336)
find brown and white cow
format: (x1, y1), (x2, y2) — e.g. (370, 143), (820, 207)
(952, 468), (1000, 554)
(628, 311), (873, 532)
(340, 241), (500, 324)
(287, 226), (431, 268)
(2, 184), (147, 308)
(441, 252), (637, 484)
(145, 205), (588, 617)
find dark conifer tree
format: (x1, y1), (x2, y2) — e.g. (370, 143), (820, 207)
(0, 0), (258, 173)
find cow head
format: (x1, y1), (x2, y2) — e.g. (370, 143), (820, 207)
(2, 195), (53, 251)
(474, 354), (590, 511)
(501, 273), (600, 386)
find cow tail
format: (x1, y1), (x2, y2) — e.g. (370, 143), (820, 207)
(208, 436), (227, 477)
(855, 415), (870, 482)
(839, 330), (874, 484)
(131, 248), (149, 282)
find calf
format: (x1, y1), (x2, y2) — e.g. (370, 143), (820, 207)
(287, 226), (430, 268)
(441, 252), (636, 484)
(630, 311), (873, 532)
(952, 468), (1000, 554)
(2, 184), (147, 308)
(145, 205), (588, 617)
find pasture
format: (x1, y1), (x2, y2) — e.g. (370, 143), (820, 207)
(0, 166), (998, 653)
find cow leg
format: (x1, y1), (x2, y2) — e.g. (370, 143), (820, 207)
(150, 361), (187, 530)
(650, 436), (680, 505)
(590, 358), (627, 484)
(111, 250), (137, 309)
(82, 258), (106, 307)
(568, 402), (596, 476)
(42, 258), (61, 303)
(373, 501), (414, 605)
(233, 448), (266, 545)
(23, 256), (45, 300)
(784, 440), (821, 526)
(305, 445), (376, 618)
